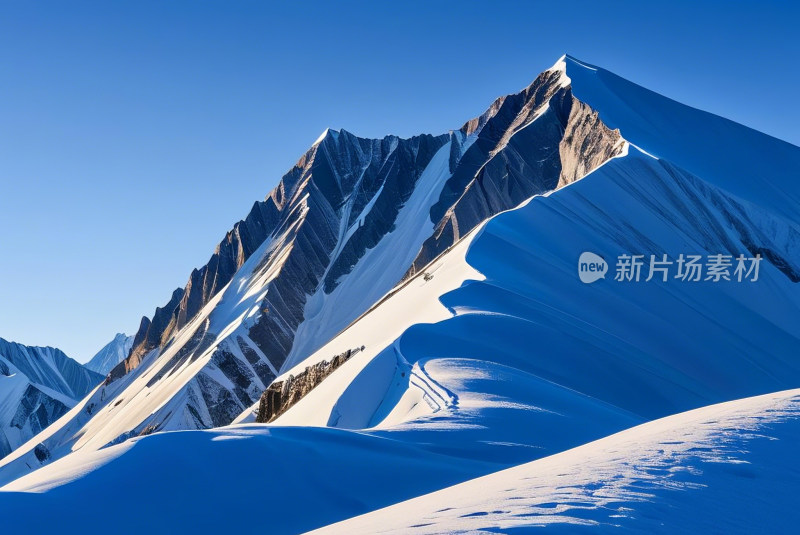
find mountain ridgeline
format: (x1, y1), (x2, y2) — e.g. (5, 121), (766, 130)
(110, 65), (620, 409)
(0, 58), (627, 479)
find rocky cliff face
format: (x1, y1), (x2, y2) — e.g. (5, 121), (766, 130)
(256, 347), (361, 423)
(408, 73), (622, 274)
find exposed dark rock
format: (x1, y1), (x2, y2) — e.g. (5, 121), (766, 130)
(255, 347), (362, 423)
(196, 372), (247, 427)
(10, 385), (71, 436)
(236, 336), (275, 386)
(407, 84), (624, 277)
(558, 97), (622, 187)
(109, 287), (185, 382)
(33, 443), (50, 463)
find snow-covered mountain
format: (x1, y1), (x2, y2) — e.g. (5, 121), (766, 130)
(0, 56), (624, 482)
(0, 338), (102, 459)
(84, 333), (133, 375)
(0, 55), (798, 534)
(0, 338), (101, 401)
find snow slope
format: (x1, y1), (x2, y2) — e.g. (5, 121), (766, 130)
(0, 424), (497, 534)
(84, 333), (133, 375)
(560, 55), (800, 221)
(1, 390), (796, 535)
(265, 146), (800, 435)
(312, 389), (800, 534)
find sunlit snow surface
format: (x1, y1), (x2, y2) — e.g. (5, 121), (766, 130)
(313, 389), (800, 534)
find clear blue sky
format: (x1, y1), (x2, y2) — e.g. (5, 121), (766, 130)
(1, 1), (798, 362)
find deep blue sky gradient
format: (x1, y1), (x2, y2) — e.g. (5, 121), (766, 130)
(1, 1), (798, 361)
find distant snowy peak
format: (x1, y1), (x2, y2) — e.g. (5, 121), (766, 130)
(0, 339), (100, 460)
(85, 333), (134, 375)
(0, 338), (102, 400)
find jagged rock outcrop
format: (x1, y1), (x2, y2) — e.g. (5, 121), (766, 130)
(110, 287), (185, 382)
(256, 347), (361, 423)
(558, 98), (622, 187)
(408, 76), (623, 274)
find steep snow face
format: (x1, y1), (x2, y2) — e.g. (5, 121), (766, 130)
(561, 55), (800, 221)
(84, 334), (133, 375)
(313, 389), (800, 535)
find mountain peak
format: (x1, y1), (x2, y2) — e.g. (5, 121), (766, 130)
(84, 333), (134, 375)
(313, 127), (340, 146)
(545, 54), (572, 89)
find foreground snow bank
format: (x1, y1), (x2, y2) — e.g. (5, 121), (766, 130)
(312, 388), (800, 534)
(0, 424), (494, 534)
